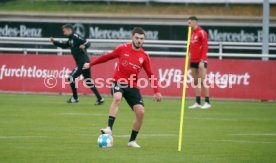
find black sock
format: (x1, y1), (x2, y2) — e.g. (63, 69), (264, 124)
(196, 96), (201, 104)
(108, 116), (116, 130)
(129, 130), (139, 142)
(205, 97), (210, 104)
(70, 82), (78, 99)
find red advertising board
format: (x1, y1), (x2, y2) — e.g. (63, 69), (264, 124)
(0, 54), (275, 100)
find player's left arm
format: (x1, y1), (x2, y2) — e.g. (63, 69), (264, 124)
(80, 40), (90, 49)
(74, 34), (90, 49)
(199, 30), (208, 69)
(200, 30), (208, 61)
(143, 55), (162, 102)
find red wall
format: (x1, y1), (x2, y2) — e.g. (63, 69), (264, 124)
(0, 54), (275, 100)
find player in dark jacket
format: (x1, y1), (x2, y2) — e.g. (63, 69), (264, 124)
(50, 24), (104, 105)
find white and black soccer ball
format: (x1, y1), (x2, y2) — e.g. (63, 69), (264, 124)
(97, 134), (113, 148)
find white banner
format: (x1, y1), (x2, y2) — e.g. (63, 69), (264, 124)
(152, 0), (275, 3)
(76, 0), (276, 4)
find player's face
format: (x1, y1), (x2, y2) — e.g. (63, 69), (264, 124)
(132, 33), (145, 50)
(187, 19), (198, 29)
(63, 28), (73, 37)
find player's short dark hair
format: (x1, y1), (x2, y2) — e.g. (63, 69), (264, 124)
(62, 24), (74, 31)
(188, 16), (198, 21)
(132, 27), (145, 36)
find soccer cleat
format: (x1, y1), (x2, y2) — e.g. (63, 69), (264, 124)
(100, 127), (112, 135)
(188, 103), (202, 109)
(201, 103), (211, 109)
(67, 97), (79, 103)
(127, 141), (141, 148)
(95, 98), (104, 105)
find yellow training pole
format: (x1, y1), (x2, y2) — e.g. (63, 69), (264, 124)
(178, 27), (192, 152)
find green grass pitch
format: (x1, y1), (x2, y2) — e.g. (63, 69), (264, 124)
(0, 93), (275, 163)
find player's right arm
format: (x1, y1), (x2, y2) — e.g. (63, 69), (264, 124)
(49, 37), (70, 49)
(83, 45), (122, 69)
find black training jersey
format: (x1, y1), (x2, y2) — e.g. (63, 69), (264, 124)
(53, 33), (91, 65)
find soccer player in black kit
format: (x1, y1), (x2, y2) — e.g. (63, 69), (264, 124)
(49, 24), (104, 105)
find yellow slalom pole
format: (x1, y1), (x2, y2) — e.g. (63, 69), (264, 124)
(178, 27), (192, 152)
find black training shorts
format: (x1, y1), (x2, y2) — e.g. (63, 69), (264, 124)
(111, 82), (144, 109)
(190, 61), (208, 69)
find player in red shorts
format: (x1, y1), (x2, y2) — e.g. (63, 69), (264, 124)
(83, 27), (162, 147)
(188, 16), (211, 109)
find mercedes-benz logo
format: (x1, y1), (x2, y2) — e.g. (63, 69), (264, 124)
(73, 23), (85, 38)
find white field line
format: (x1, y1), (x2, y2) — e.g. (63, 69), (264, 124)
(0, 136), (47, 139)
(186, 117), (235, 121)
(230, 133), (276, 136)
(60, 113), (106, 116)
(214, 139), (276, 144)
(80, 134), (177, 138)
(115, 134), (177, 138)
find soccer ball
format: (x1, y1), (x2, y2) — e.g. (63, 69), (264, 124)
(97, 134), (113, 148)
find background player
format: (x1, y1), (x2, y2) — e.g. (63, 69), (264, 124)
(50, 24), (104, 105)
(187, 16), (211, 109)
(83, 27), (162, 148)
